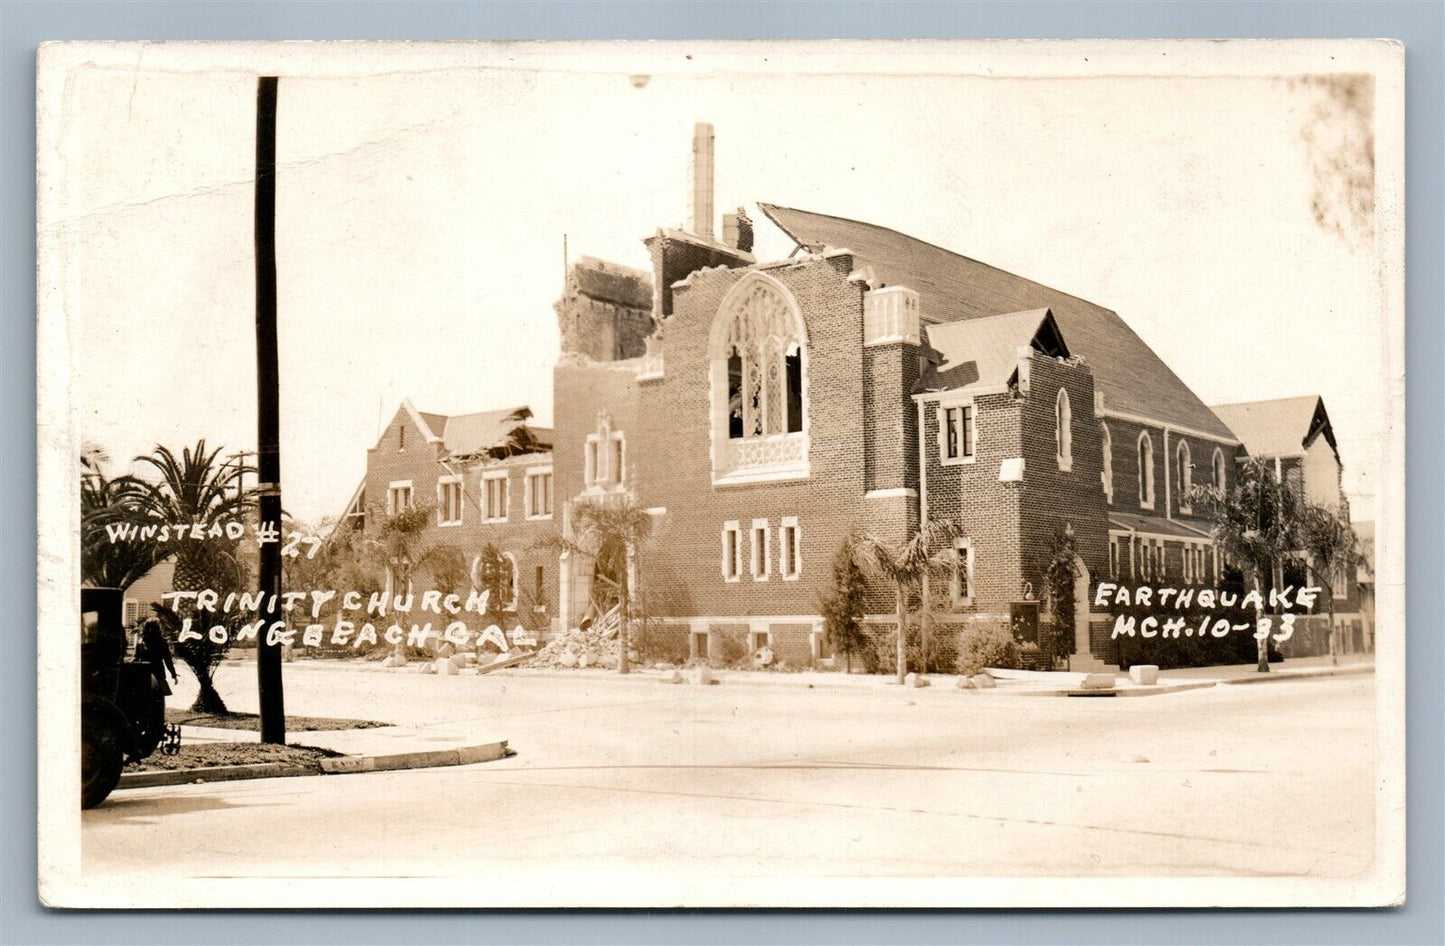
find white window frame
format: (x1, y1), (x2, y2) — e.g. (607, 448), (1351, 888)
(950, 538), (974, 607)
(1055, 388), (1073, 472)
(751, 518), (771, 582)
(610, 432), (626, 486)
(436, 474), (464, 526)
(1177, 440), (1193, 515)
(721, 521), (742, 583)
(1212, 447), (1227, 491)
(584, 436), (600, 488)
(481, 471), (509, 523)
(386, 480), (413, 515)
(936, 399), (976, 466)
(1137, 432), (1155, 510)
(749, 629), (772, 653)
(779, 516), (802, 580)
(525, 465), (554, 520)
(1100, 421), (1113, 504)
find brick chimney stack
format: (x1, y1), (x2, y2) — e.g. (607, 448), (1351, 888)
(691, 122), (715, 240)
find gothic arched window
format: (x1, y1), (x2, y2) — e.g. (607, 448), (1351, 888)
(1100, 422), (1113, 503)
(709, 273), (810, 485)
(1055, 388), (1073, 471)
(1177, 440), (1192, 513)
(1138, 431), (1155, 509)
(1212, 447), (1227, 492)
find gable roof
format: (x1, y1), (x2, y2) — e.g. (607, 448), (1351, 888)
(397, 399), (551, 458)
(757, 203), (1236, 441)
(920, 308), (1067, 395)
(1209, 395), (1336, 460)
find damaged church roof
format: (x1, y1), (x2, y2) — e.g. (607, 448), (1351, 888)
(402, 399), (552, 458)
(757, 202), (1237, 441)
(919, 308), (1067, 394)
(1209, 395), (1336, 460)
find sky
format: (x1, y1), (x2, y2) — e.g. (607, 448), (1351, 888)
(51, 44), (1389, 524)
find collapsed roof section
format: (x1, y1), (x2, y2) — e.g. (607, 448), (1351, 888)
(400, 398), (552, 461)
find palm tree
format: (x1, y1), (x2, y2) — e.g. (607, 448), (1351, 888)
(1189, 457), (1306, 672)
(359, 501), (465, 660)
(542, 496), (653, 674)
(851, 520), (960, 684)
(80, 470), (166, 591)
(130, 441), (255, 712)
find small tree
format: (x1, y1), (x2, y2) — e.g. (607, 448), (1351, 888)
(361, 502), (464, 658)
(1041, 523), (1080, 664)
(819, 532), (869, 673)
(472, 542), (513, 625)
(1190, 457), (1306, 672)
(851, 520), (960, 684)
(539, 496), (653, 674)
(1300, 502), (1366, 664)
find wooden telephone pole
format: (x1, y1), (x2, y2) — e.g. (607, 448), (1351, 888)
(254, 76), (286, 744)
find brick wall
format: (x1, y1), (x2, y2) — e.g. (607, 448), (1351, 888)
(361, 407), (557, 633)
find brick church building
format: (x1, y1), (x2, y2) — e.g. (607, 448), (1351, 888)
(343, 124), (1366, 671)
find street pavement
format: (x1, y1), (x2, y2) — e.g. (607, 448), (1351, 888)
(82, 660), (1377, 902)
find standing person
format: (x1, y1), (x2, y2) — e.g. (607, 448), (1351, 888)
(136, 617), (177, 695)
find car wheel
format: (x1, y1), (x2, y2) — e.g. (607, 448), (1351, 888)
(81, 721), (124, 809)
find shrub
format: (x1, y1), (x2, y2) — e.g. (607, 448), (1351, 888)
(957, 625), (1021, 676)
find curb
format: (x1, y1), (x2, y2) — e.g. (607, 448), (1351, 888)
(116, 739), (509, 791)
(319, 741), (508, 774)
(119, 761), (317, 789)
(1218, 664), (1374, 685)
(1002, 680), (1219, 699)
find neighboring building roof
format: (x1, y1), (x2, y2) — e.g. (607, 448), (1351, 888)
(400, 399), (552, 458)
(1109, 512), (1212, 540)
(1209, 396), (1337, 460)
(571, 256), (653, 310)
(757, 203), (1237, 441)
(919, 308), (1068, 395)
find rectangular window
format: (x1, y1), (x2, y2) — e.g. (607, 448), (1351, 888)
(123, 599), (141, 626)
(1109, 537), (1121, 580)
(526, 468), (553, 519)
(939, 403), (975, 464)
(611, 435), (625, 485)
(437, 476), (463, 525)
(386, 481), (413, 515)
(584, 438), (599, 487)
(951, 539), (974, 606)
(780, 517), (802, 579)
(751, 518), (771, 581)
(482, 472), (508, 522)
(721, 522), (742, 581)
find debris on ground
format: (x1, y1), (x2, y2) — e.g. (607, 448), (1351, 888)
(127, 742), (342, 772)
(530, 625), (638, 670)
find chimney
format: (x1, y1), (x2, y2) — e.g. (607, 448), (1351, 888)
(691, 122), (714, 240)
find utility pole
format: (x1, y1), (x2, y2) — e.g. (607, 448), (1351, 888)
(254, 76), (286, 743)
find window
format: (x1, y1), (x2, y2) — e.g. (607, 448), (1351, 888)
(1177, 440), (1192, 514)
(502, 552), (520, 610)
(1055, 388), (1072, 472)
(751, 518), (771, 581)
(386, 481), (413, 515)
(482, 472), (509, 522)
(1109, 536), (1121, 579)
(710, 273), (809, 484)
(123, 599), (141, 626)
(585, 414), (625, 491)
(951, 538), (974, 606)
(1212, 447), (1227, 492)
(1137, 432), (1155, 509)
(526, 468), (553, 519)
(1100, 422), (1113, 503)
(750, 630), (771, 653)
(610, 434), (625, 486)
(721, 521), (741, 582)
(437, 476), (463, 525)
(780, 517), (802, 580)
(398, 424), (406, 451)
(939, 402), (975, 465)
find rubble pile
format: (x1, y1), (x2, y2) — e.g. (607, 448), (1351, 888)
(530, 624), (639, 670)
